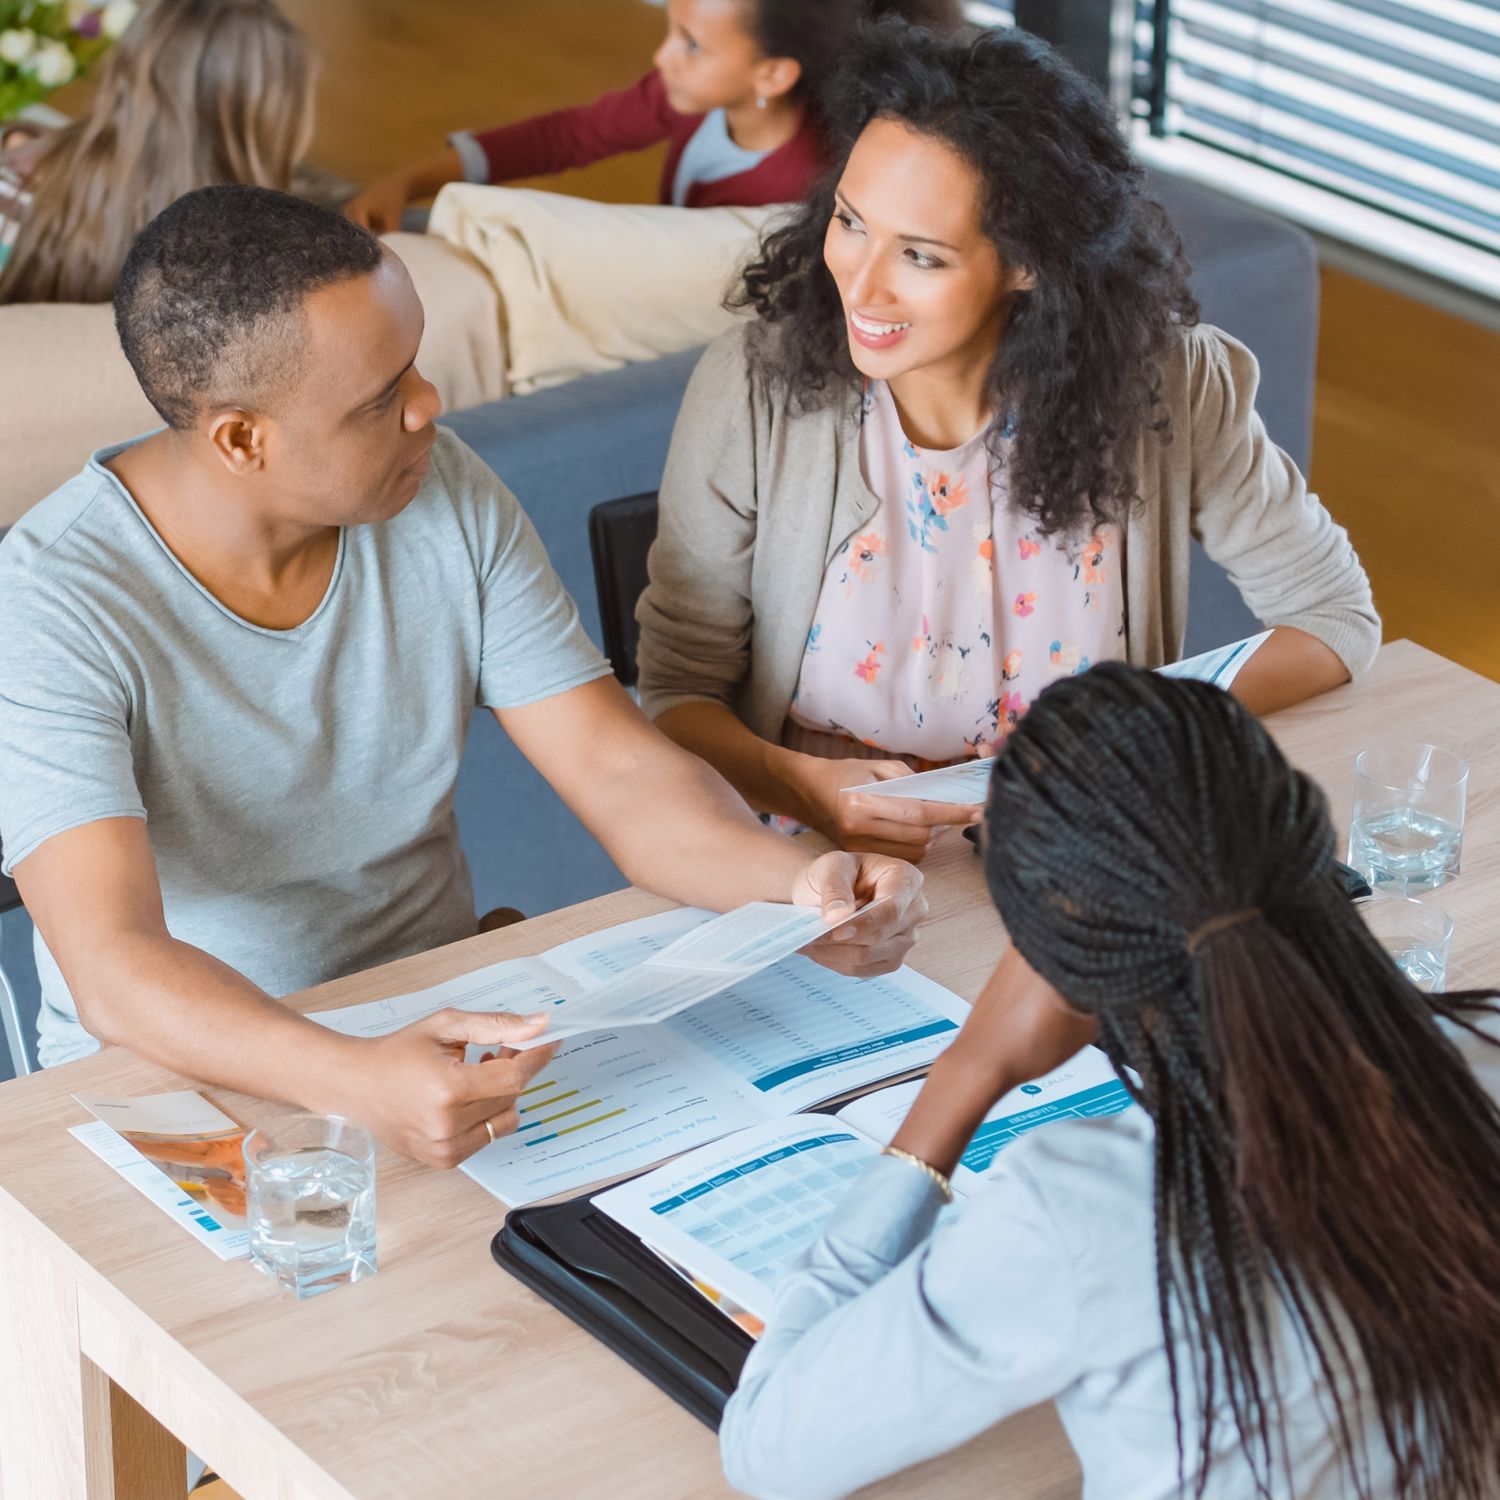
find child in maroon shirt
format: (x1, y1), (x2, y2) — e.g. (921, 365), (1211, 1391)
(346, 0), (963, 230)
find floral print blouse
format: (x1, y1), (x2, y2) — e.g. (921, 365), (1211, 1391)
(785, 379), (1126, 765)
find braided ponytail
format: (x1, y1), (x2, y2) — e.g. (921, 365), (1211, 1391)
(983, 663), (1500, 1499)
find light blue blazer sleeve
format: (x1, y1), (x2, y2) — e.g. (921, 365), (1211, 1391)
(720, 1153), (1082, 1500)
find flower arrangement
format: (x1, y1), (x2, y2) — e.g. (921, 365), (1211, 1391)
(0, 1), (137, 120)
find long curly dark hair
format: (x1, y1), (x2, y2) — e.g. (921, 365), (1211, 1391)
(731, 21), (1200, 539)
(985, 663), (1500, 1499)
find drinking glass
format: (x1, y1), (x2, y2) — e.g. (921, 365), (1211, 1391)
(244, 1112), (377, 1298)
(1357, 895), (1454, 992)
(1347, 743), (1467, 893)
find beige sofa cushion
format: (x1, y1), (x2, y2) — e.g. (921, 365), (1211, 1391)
(428, 184), (783, 395)
(0, 302), (154, 527)
(382, 230), (506, 415)
(0, 231), (504, 529)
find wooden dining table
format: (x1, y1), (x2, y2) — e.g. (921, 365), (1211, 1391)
(1, 639), (1495, 1500)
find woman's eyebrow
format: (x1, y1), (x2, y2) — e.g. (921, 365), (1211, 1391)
(834, 190), (959, 252)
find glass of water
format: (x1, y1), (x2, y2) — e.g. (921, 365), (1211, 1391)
(243, 1112), (377, 1298)
(1348, 743), (1467, 893)
(1358, 895), (1453, 992)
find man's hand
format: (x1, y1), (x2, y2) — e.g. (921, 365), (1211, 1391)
(790, 850), (927, 978)
(350, 1009), (560, 1168)
(791, 754), (982, 861)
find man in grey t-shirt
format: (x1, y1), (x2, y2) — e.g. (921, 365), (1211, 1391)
(0, 186), (924, 1168)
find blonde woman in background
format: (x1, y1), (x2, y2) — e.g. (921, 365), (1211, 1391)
(0, 0), (312, 303)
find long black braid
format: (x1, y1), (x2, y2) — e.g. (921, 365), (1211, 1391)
(982, 663), (1500, 1499)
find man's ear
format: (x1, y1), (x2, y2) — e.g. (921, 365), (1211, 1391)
(205, 410), (269, 476)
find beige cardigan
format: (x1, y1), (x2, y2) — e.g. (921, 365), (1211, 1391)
(636, 323), (1380, 740)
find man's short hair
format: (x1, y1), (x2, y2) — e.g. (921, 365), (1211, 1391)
(114, 185), (385, 430)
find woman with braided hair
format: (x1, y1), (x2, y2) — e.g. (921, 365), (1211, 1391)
(720, 662), (1500, 1500)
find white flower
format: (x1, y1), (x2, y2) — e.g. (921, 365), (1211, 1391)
(0, 27), (37, 65)
(101, 0), (139, 39)
(30, 39), (78, 87)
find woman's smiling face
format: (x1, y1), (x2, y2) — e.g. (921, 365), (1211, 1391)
(822, 117), (1030, 385)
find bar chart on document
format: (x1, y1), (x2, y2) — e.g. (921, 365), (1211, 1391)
(460, 1028), (765, 1205)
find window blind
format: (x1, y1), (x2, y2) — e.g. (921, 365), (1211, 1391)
(1133, 0), (1500, 258)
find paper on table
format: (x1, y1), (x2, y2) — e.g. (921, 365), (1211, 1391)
(595, 1116), (882, 1321)
(835, 1045), (1133, 1193)
(514, 898), (892, 1045)
(311, 900), (888, 1052)
(1156, 630), (1272, 689)
(595, 1047), (1136, 1322)
(459, 959), (968, 1205)
(847, 632), (1272, 806)
(70, 1091), (251, 1259)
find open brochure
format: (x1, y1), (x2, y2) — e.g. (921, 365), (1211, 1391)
(314, 900), (883, 1051)
(69, 1091), (251, 1261)
(312, 904), (968, 1206)
(849, 631), (1274, 806)
(594, 1047), (1133, 1325)
(1156, 629), (1272, 689)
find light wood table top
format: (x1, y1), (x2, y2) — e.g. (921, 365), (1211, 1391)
(1, 641), (1496, 1500)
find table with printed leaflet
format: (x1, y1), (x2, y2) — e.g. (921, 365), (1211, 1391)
(1, 641), (1496, 1500)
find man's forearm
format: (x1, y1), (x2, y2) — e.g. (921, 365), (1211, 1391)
(587, 737), (815, 911)
(76, 932), (359, 1112)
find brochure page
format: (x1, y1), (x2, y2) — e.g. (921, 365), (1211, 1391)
(836, 1045), (1133, 1193)
(848, 631), (1273, 805)
(458, 958), (968, 1206)
(312, 901), (882, 1050)
(70, 1091), (251, 1260)
(596, 1048), (1136, 1320)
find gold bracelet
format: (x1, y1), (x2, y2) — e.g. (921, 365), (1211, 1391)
(881, 1145), (954, 1203)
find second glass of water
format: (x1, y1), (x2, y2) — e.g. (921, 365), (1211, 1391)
(1348, 743), (1467, 894)
(244, 1112), (377, 1299)
(1358, 895), (1453, 992)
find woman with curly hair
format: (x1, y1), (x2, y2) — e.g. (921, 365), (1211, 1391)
(721, 663), (1500, 1500)
(635, 21), (1380, 861)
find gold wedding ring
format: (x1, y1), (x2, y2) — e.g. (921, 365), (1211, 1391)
(483, 1118), (497, 1145)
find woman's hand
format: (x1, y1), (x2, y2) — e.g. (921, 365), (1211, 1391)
(789, 753), (982, 861)
(790, 850), (927, 977)
(890, 945), (1098, 1176)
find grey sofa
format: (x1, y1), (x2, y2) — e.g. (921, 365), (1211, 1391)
(0, 169), (1317, 1080)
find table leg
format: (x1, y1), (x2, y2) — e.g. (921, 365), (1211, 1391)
(0, 1215), (182, 1500)
(82, 1356), (187, 1500)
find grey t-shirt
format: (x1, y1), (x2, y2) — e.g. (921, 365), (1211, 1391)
(0, 427), (611, 1067)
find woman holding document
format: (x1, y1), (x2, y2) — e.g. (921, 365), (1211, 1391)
(719, 662), (1500, 1500)
(635, 22), (1379, 862)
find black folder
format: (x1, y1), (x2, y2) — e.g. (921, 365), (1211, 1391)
(493, 1192), (755, 1428)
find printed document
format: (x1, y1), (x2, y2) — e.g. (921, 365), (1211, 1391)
(313, 901), (884, 1050)
(595, 1047), (1132, 1321)
(70, 1091), (251, 1260)
(311, 905), (966, 1206)
(847, 631), (1273, 806)
(1156, 629), (1272, 689)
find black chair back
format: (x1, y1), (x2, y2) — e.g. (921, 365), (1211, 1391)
(588, 492), (659, 689)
